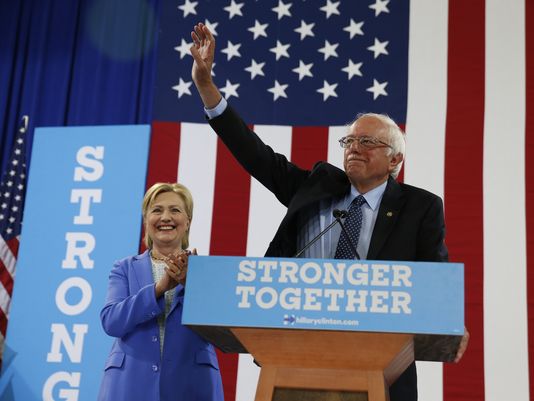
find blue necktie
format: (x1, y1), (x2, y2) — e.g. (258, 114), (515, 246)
(335, 195), (366, 259)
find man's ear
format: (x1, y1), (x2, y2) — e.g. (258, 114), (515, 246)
(389, 153), (404, 170)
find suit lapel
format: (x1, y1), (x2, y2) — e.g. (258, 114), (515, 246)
(169, 285), (185, 315)
(367, 177), (406, 259)
(131, 250), (153, 290)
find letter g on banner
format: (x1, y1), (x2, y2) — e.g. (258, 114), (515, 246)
(42, 371), (80, 401)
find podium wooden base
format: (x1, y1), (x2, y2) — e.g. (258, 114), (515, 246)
(231, 328), (414, 401)
(273, 388), (367, 401)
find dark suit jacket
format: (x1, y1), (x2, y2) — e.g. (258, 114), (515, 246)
(209, 105), (449, 401)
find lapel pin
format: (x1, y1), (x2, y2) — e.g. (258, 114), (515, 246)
(386, 211), (393, 217)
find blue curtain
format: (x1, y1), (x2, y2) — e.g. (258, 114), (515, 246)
(0, 0), (160, 174)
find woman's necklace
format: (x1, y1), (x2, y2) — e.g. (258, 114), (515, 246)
(150, 250), (182, 261)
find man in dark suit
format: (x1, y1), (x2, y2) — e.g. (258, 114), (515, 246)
(189, 22), (468, 401)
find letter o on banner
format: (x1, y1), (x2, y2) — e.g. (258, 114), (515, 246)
(256, 287), (278, 309)
(56, 277), (93, 316)
(300, 262), (322, 284)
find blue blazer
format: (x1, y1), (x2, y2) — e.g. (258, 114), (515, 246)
(97, 251), (224, 401)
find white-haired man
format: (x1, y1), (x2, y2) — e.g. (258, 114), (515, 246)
(189, 22), (468, 401)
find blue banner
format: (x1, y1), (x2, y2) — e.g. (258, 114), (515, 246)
(2, 125), (150, 401)
(183, 256), (464, 335)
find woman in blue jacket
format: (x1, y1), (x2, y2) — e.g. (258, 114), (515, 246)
(97, 182), (224, 401)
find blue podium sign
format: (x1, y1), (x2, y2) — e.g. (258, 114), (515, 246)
(183, 256), (464, 336)
(1, 125), (150, 401)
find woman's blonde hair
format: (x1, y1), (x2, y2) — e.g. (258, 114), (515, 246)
(142, 182), (194, 249)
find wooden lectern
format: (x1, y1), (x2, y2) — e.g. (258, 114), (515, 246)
(183, 256), (464, 401)
(233, 328), (413, 401)
(191, 325), (461, 401)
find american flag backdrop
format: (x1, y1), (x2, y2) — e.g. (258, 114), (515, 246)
(150, 1), (534, 401)
(0, 118), (28, 359)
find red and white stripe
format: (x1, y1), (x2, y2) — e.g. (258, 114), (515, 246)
(0, 235), (17, 349)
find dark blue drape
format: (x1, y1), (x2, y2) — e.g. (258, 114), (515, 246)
(0, 0), (159, 174)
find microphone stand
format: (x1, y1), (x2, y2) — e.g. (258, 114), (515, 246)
(294, 218), (341, 258)
(294, 209), (360, 259)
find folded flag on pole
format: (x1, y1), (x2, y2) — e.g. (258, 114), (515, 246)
(0, 116), (29, 359)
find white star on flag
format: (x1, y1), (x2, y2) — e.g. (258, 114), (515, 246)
(318, 40), (339, 60)
(317, 80), (338, 100)
(174, 39), (192, 59)
(268, 80), (288, 100)
(248, 20), (269, 40)
(245, 59), (266, 79)
(204, 19), (219, 36)
(272, 0), (292, 20)
(344, 19), (364, 39)
(270, 40), (290, 60)
(224, 0), (244, 19)
(292, 60), (314, 81)
(177, 0), (198, 17)
(220, 79), (240, 99)
(367, 37), (389, 59)
(294, 20), (315, 40)
(221, 40), (242, 60)
(369, 0), (390, 17)
(366, 79), (388, 99)
(172, 78), (192, 98)
(342, 59), (363, 79)
(320, 0), (341, 19)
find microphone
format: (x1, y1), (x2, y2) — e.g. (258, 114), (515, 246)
(294, 209), (357, 258)
(333, 209), (348, 219)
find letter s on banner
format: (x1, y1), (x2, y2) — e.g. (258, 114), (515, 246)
(237, 260), (256, 282)
(74, 146), (104, 182)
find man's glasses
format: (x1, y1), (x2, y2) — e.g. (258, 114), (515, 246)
(338, 136), (393, 150)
